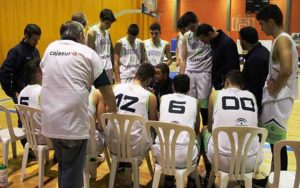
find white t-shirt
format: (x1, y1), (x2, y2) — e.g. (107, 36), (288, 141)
(110, 83), (151, 156)
(92, 25), (112, 70)
(155, 93), (199, 168)
(185, 31), (212, 72)
(208, 88), (259, 157)
(118, 37), (143, 79)
(18, 84), (46, 144)
(177, 32), (184, 60)
(144, 39), (168, 66)
(40, 40), (105, 139)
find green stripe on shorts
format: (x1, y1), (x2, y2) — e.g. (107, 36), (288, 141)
(260, 120), (286, 144)
(202, 129), (211, 152)
(200, 98), (208, 109)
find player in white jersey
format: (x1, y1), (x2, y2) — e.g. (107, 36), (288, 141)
(18, 59), (46, 145)
(202, 70), (261, 174)
(86, 9), (116, 83)
(144, 23), (172, 66)
(154, 74), (200, 168)
(180, 12), (212, 127)
(175, 16), (188, 71)
(257, 4), (299, 170)
(110, 63), (158, 157)
(114, 24), (146, 84)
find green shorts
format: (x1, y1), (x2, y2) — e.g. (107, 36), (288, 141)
(202, 129), (211, 152)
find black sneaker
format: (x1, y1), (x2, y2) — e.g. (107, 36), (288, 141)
(164, 175), (175, 188)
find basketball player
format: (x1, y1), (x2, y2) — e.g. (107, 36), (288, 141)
(114, 24), (146, 83)
(144, 23), (172, 66)
(18, 58), (46, 145)
(86, 9), (116, 83)
(110, 63), (158, 156)
(202, 70), (261, 173)
(180, 11), (212, 126)
(71, 12), (88, 29)
(257, 4), (298, 170)
(175, 17), (188, 71)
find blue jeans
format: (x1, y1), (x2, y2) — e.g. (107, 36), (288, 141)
(51, 139), (88, 188)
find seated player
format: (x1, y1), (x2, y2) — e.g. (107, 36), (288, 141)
(202, 70), (263, 174)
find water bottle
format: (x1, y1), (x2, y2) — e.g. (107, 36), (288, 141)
(0, 164), (8, 188)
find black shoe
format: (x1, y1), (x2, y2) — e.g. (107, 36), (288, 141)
(28, 150), (37, 161)
(164, 175), (175, 188)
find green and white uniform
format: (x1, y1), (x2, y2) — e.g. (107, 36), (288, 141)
(155, 93), (200, 168)
(144, 39), (168, 66)
(118, 37), (143, 83)
(260, 32), (299, 144)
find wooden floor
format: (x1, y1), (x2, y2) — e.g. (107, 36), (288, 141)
(0, 69), (299, 188)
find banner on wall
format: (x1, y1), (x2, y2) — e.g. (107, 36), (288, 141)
(232, 16), (255, 31)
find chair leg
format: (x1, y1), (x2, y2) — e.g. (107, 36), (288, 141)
(2, 140), (10, 166)
(146, 154), (154, 177)
(192, 169), (201, 188)
(132, 159), (140, 188)
(175, 174), (185, 188)
(151, 170), (161, 188)
(20, 143), (29, 182)
(38, 146), (46, 188)
(207, 169), (215, 188)
(104, 147), (111, 170)
(11, 141), (17, 158)
(244, 177), (252, 188)
(219, 174), (229, 188)
(83, 156), (90, 188)
(109, 157), (118, 188)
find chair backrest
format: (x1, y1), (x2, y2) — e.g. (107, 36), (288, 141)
(0, 104), (17, 140)
(15, 104), (41, 151)
(212, 126), (267, 180)
(100, 113), (146, 160)
(272, 140), (300, 188)
(145, 121), (196, 175)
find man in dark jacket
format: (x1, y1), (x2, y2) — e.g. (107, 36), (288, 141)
(0, 24), (41, 103)
(197, 23), (240, 90)
(239, 26), (269, 115)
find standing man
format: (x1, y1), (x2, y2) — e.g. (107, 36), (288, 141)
(0, 24), (41, 146)
(114, 24), (146, 83)
(175, 17), (188, 71)
(180, 12), (212, 127)
(40, 21), (117, 188)
(71, 12), (88, 29)
(257, 4), (298, 170)
(86, 9), (116, 83)
(144, 23), (172, 66)
(239, 26), (269, 115)
(196, 23), (240, 90)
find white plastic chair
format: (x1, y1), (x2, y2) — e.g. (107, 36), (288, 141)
(207, 126), (268, 188)
(15, 104), (50, 188)
(267, 140), (300, 188)
(100, 113), (154, 188)
(145, 121), (201, 188)
(0, 104), (25, 166)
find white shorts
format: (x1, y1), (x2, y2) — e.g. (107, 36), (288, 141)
(185, 70), (212, 108)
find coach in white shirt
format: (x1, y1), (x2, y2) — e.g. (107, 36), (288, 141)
(40, 21), (117, 188)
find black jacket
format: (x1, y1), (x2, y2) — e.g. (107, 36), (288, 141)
(151, 77), (173, 110)
(0, 40), (40, 98)
(210, 30), (240, 90)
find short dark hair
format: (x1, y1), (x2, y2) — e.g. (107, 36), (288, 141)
(181, 11), (198, 24)
(24, 58), (41, 84)
(173, 74), (190, 93)
(135, 63), (155, 82)
(177, 17), (186, 29)
(256, 4), (283, 26)
(100, 9), (116, 22)
(60, 21), (84, 42)
(71, 12), (87, 28)
(225, 70), (245, 88)
(128, 24), (139, 36)
(239, 26), (258, 44)
(24, 24), (41, 38)
(155, 63), (170, 76)
(196, 23), (214, 37)
(150, 23), (161, 31)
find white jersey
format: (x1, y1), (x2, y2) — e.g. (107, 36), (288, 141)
(40, 40), (104, 139)
(144, 39), (168, 66)
(159, 93), (198, 144)
(18, 84), (46, 144)
(262, 32), (299, 103)
(118, 37), (143, 79)
(91, 25), (112, 70)
(208, 88), (259, 157)
(111, 83), (151, 156)
(177, 32), (184, 60)
(185, 31), (212, 72)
